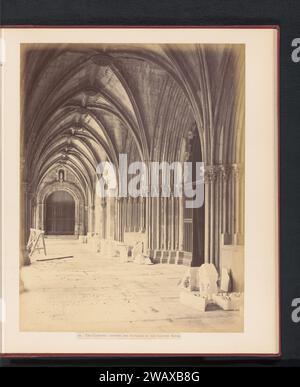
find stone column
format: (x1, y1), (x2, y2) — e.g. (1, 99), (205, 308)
(152, 196), (158, 249)
(100, 198), (107, 239)
(140, 196), (145, 232)
(145, 196), (150, 251)
(204, 168), (211, 263)
(94, 196), (101, 235)
(232, 164), (241, 245)
(119, 197), (123, 241)
(214, 166), (223, 270)
(220, 166), (228, 235)
(174, 196), (179, 251)
(151, 197), (156, 250)
(238, 165), (244, 244)
(163, 197), (168, 251)
(115, 197), (119, 241)
(227, 166), (233, 239)
(120, 197), (123, 240)
(107, 197), (115, 240)
(124, 197), (128, 232)
(20, 182), (31, 269)
(87, 204), (95, 237)
(204, 166), (219, 265)
(132, 197), (136, 232)
(128, 197), (133, 232)
(178, 196), (184, 251)
(36, 202), (43, 230)
(170, 193), (175, 250)
(134, 197), (139, 232)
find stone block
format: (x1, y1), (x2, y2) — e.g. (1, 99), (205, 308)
(198, 263), (219, 299)
(133, 254), (153, 265)
(161, 251), (169, 264)
(175, 251), (184, 265)
(179, 290), (208, 312)
(212, 292), (243, 311)
(219, 241), (244, 292)
(220, 267), (231, 292)
(168, 251), (176, 264)
(190, 267), (200, 291)
(117, 243), (130, 263)
(153, 250), (162, 264)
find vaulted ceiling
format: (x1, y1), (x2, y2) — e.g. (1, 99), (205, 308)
(21, 43), (244, 202)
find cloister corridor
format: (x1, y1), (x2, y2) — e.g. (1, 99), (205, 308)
(20, 43), (245, 334)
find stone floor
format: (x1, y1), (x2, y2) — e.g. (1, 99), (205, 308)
(20, 238), (243, 333)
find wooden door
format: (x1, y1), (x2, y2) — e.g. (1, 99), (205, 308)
(45, 191), (75, 235)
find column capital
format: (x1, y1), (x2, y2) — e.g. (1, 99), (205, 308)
(204, 165), (218, 182)
(230, 163), (242, 179)
(204, 163), (243, 181)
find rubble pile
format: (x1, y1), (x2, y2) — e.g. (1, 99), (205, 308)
(179, 263), (244, 312)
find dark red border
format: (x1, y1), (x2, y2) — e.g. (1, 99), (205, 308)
(0, 24), (281, 359)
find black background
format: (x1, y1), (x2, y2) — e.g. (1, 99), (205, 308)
(1, 0), (300, 369)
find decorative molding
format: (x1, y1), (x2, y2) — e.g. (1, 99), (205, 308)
(204, 164), (243, 183)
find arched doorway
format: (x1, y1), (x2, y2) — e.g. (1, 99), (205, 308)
(45, 191), (75, 235)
